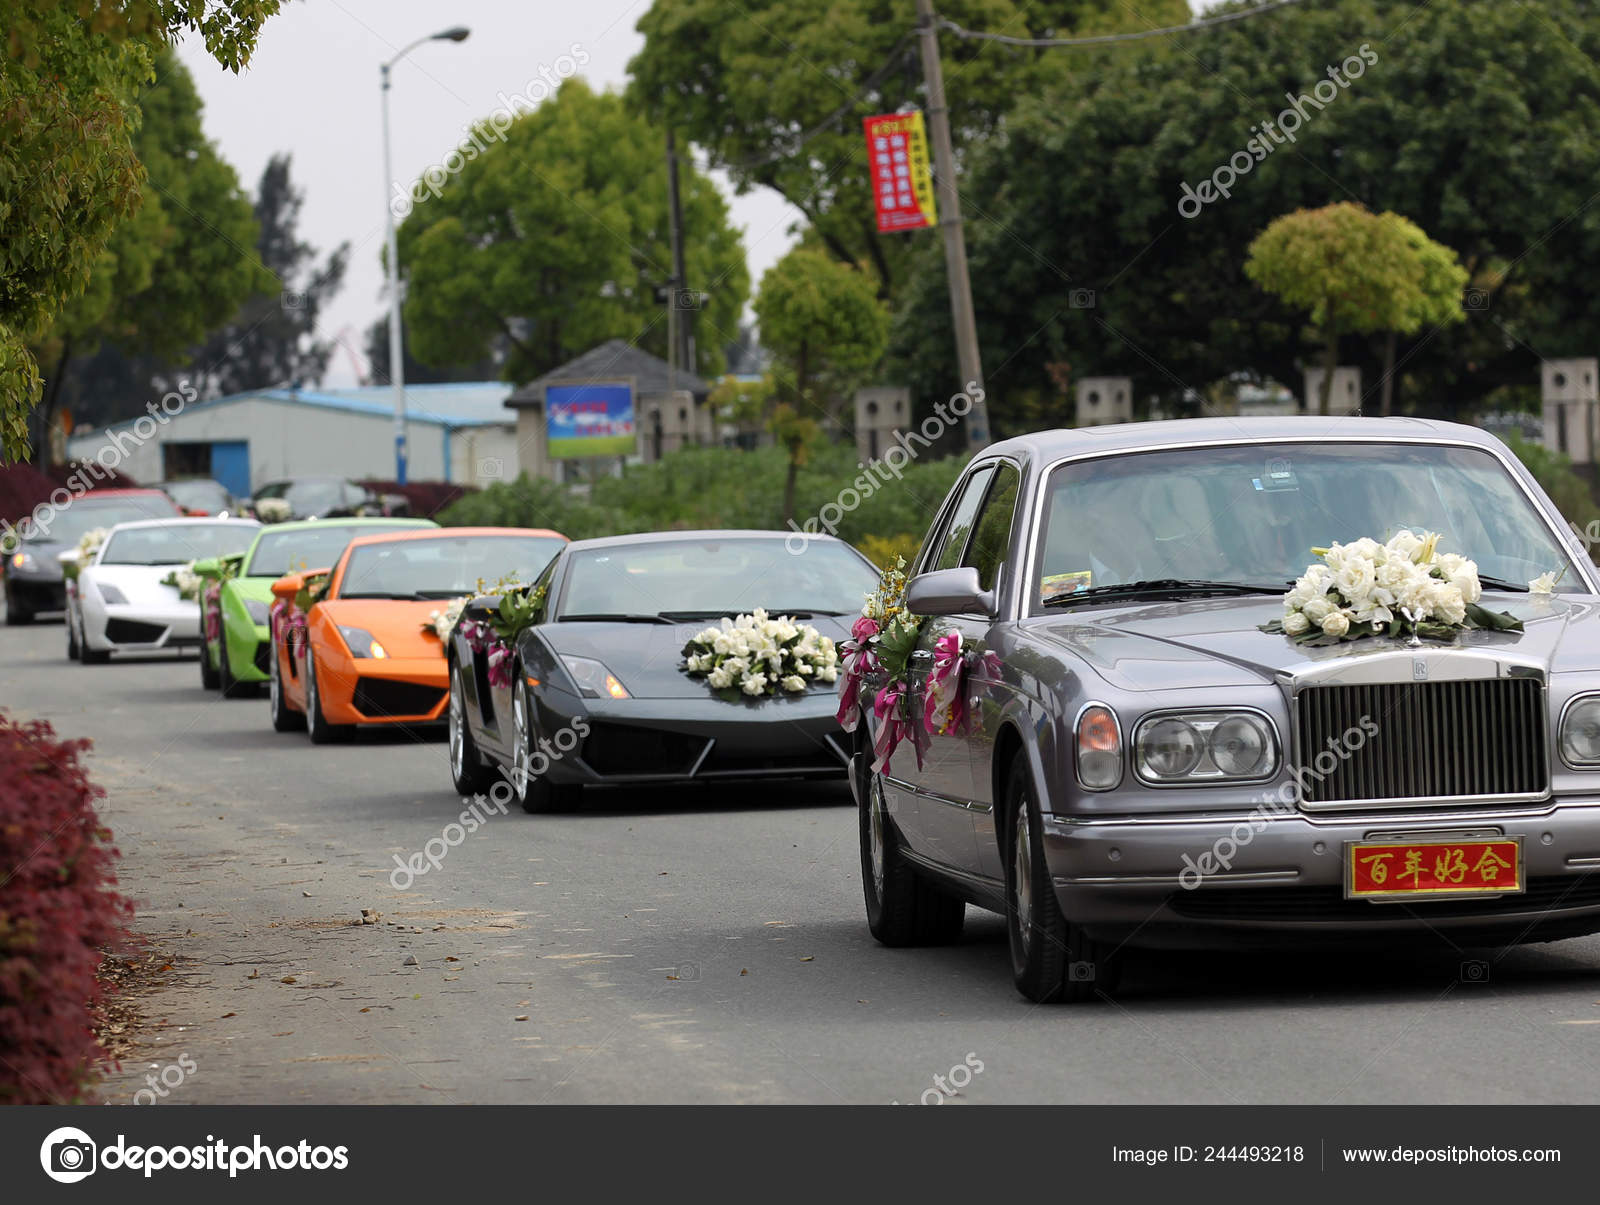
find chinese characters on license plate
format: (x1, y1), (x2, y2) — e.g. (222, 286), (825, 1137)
(1345, 837), (1523, 900)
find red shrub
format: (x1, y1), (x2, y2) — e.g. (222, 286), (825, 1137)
(0, 462), (137, 528)
(0, 715), (130, 1103)
(359, 479), (476, 519)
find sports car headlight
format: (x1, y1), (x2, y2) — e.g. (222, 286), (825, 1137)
(560, 654), (630, 700)
(1075, 703), (1123, 791)
(1561, 695), (1600, 766)
(1134, 710), (1277, 784)
(338, 625), (389, 659)
(243, 598), (271, 624)
(96, 581), (128, 605)
(9, 551), (36, 572)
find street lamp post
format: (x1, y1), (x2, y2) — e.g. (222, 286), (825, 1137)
(380, 25), (469, 486)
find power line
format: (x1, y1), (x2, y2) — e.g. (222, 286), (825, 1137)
(938, 0), (1312, 49)
(734, 32), (916, 171)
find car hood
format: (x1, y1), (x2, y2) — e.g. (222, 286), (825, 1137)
(316, 597), (446, 659)
(15, 540), (67, 580)
(534, 614), (853, 700)
(227, 575), (278, 603)
(81, 564), (185, 606)
(1017, 593), (1600, 692)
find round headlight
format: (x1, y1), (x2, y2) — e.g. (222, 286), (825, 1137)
(1141, 718), (1201, 779)
(1211, 716), (1269, 776)
(1563, 697), (1600, 765)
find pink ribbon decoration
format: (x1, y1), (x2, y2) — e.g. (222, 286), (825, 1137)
(923, 630), (970, 736)
(203, 582), (222, 642)
(835, 615), (881, 731)
(872, 680), (926, 775)
(459, 619), (514, 688)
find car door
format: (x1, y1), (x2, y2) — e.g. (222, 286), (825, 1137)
(893, 464), (995, 873)
(955, 462), (1022, 883)
(475, 558), (557, 760)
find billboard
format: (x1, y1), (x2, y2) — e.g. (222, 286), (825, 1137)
(545, 382), (636, 459)
(863, 111), (937, 234)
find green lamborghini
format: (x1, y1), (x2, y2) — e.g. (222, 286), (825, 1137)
(195, 517), (435, 696)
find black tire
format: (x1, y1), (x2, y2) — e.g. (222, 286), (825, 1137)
(218, 633), (253, 698)
(860, 770), (966, 946)
(448, 661), (497, 796)
(512, 677), (581, 813)
(199, 630), (220, 689)
(269, 643), (305, 732)
(1003, 754), (1108, 1003)
(79, 608), (110, 664)
(305, 651), (353, 744)
(66, 605), (80, 661)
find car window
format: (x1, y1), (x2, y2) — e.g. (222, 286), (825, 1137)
(929, 466), (995, 573)
(962, 462), (1020, 592)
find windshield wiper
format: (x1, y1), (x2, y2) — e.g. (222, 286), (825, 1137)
(339, 591), (431, 601)
(1475, 574), (1530, 593)
(655, 608), (845, 621)
(558, 612), (673, 624)
(1042, 579), (1285, 608)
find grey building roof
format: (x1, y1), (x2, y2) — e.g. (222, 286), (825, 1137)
(506, 339), (712, 407)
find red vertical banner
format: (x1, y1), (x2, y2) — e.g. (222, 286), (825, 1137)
(864, 111), (937, 233)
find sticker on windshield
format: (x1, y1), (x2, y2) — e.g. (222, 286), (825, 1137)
(1041, 570), (1092, 603)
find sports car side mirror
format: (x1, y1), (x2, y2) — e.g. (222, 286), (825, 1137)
(192, 556), (221, 578)
(904, 566), (997, 618)
(270, 573), (304, 601)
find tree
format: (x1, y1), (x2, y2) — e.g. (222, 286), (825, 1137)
(397, 79), (748, 386)
(628, 0), (1188, 299)
(33, 49), (273, 439)
(188, 154), (350, 398)
(364, 315), (502, 387)
(754, 247), (888, 415)
(1244, 203), (1460, 414)
(1, 1), (282, 462)
(886, 0), (1600, 428)
(708, 372), (776, 447)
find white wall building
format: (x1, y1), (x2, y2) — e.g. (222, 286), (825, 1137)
(65, 383), (519, 496)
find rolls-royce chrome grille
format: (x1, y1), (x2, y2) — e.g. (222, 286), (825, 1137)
(1294, 678), (1548, 808)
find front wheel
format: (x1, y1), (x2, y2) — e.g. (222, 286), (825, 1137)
(448, 662), (496, 796)
(305, 651), (353, 744)
(269, 644), (305, 732)
(66, 604), (80, 661)
(218, 632), (252, 698)
(1004, 754), (1109, 1003)
(512, 677), (581, 814)
(860, 771), (965, 946)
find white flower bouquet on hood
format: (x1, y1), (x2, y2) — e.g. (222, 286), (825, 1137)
(1263, 530), (1525, 645)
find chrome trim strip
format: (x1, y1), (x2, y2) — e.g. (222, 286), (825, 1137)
(1048, 799), (1600, 828)
(1055, 869), (1301, 887)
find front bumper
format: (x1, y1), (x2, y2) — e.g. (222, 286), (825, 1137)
(84, 598), (202, 651)
(6, 572), (65, 614)
(221, 618), (272, 681)
(321, 654), (449, 725)
(533, 689), (850, 786)
(1045, 799), (1600, 948)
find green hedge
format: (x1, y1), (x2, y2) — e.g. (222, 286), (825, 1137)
(440, 443), (969, 555)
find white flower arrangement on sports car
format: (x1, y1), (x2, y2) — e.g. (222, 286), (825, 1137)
(159, 560), (204, 601)
(254, 497), (292, 523)
(425, 595), (470, 642)
(682, 609), (840, 698)
(1263, 529), (1524, 645)
(61, 527), (109, 581)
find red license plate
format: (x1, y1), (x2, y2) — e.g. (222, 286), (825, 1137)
(1345, 837), (1523, 900)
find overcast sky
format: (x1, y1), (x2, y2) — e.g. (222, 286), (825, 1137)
(176, 0), (804, 388)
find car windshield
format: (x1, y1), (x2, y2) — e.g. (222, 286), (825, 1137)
(257, 480), (350, 515)
(21, 496), (176, 545)
(100, 523), (257, 566)
(245, 521), (433, 577)
(163, 480), (229, 511)
(1033, 441), (1577, 610)
(556, 538), (878, 619)
(338, 535), (566, 599)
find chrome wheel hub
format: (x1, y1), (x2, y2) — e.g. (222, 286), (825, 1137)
(1014, 804), (1033, 955)
(448, 674), (465, 775)
(868, 778), (887, 899)
(511, 682), (529, 791)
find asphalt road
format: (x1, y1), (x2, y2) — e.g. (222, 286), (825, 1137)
(6, 621), (1600, 1105)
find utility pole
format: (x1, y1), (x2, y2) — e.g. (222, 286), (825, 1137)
(665, 129), (693, 379)
(914, 0), (990, 450)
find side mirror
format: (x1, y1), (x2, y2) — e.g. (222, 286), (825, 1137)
(904, 566), (997, 618)
(192, 556), (222, 579)
(56, 550), (79, 566)
(270, 573), (304, 601)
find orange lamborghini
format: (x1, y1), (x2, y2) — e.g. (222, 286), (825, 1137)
(267, 526), (566, 743)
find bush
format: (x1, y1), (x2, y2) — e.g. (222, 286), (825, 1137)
(439, 443), (970, 564)
(1503, 433), (1600, 532)
(0, 715), (130, 1104)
